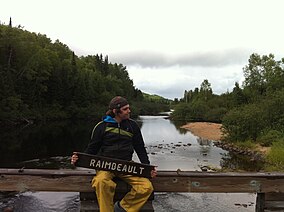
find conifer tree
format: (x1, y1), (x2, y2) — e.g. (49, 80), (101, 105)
(9, 17), (12, 27)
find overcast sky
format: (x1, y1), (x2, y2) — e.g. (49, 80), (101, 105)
(1, 0), (284, 99)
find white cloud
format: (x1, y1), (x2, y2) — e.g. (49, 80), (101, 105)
(109, 48), (251, 68)
(127, 64), (244, 99)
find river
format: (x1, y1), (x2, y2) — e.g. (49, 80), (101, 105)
(0, 115), (257, 211)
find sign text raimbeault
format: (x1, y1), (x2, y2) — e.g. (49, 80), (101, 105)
(74, 152), (155, 178)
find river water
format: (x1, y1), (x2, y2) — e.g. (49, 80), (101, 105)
(0, 115), (257, 211)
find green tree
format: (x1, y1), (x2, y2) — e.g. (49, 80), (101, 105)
(222, 103), (266, 142)
(231, 82), (247, 107)
(0, 23), (167, 122)
(243, 53), (284, 101)
(200, 79), (212, 101)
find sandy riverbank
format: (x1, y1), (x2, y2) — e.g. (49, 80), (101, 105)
(181, 122), (270, 154)
(180, 122), (223, 141)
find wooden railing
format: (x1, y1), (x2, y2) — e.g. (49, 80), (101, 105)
(1, 169), (284, 211)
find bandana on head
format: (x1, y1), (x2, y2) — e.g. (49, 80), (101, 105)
(109, 96), (128, 110)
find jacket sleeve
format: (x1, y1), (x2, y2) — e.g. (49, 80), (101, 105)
(131, 121), (150, 164)
(84, 121), (104, 155)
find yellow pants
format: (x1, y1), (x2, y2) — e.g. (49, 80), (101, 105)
(91, 170), (154, 212)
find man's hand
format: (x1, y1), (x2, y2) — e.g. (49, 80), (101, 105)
(151, 167), (158, 178)
(71, 152), (78, 165)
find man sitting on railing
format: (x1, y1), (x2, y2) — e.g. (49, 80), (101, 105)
(71, 96), (157, 212)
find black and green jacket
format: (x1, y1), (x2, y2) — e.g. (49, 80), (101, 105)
(85, 115), (150, 164)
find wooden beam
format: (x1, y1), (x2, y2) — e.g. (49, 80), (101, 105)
(265, 192), (284, 211)
(1, 169), (284, 193)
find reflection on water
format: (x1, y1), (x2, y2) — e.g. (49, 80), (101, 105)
(18, 156), (74, 169)
(0, 115), (263, 171)
(0, 192), (80, 212)
(221, 153), (264, 171)
(0, 120), (97, 168)
(136, 116), (227, 171)
(153, 192), (255, 212)
(0, 115), (261, 211)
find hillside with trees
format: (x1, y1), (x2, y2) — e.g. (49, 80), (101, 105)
(0, 22), (170, 125)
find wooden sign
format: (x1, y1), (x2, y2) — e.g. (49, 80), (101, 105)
(74, 152), (155, 178)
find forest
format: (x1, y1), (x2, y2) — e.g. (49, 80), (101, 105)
(0, 22), (170, 125)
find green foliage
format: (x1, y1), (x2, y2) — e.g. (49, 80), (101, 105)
(222, 103), (265, 142)
(172, 80), (229, 123)
(171, 103), (192, 121)
(0, 23), (165, 122)
(131, 100), (171, 116)
(257, 130), (283, 147)
(0, 95), (23, 119)
(233, 140), (257, 149)
(222, 88), (284, 143)
(230, 82), (247, 107)
(243, 53), (284, 101)
(206, 107), (227, 123)
(261, 89), (284, 131)
(142, 93), (171, 103)
(265, 141), (284, 171)
(200, 79), (213, 101)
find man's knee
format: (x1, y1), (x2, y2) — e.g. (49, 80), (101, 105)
(136, 180), (154, 195)
(145, 181), (154, 194)
(92, 176), (116, 190)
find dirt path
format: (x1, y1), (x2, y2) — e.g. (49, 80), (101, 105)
(180, 122), (223, 141)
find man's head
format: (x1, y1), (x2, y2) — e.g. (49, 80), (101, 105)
(108, 96), (128, 110)
(107, 96), (131, 121)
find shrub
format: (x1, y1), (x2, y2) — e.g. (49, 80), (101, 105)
(222, 103), (265, 142)
(257, 130), (283, 147)
(265, 140), (284, 171)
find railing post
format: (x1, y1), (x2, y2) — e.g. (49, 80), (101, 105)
(256, 193), (265, 212)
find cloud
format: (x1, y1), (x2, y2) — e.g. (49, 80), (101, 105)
(72, 46), (250, 99)
(74, 46), (252, 100)
(110, 48), (251, 68)
(127, 64), (245, 99)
